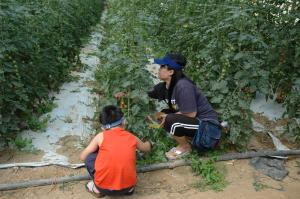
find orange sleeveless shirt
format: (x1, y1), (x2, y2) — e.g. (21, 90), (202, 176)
(94, 127), (137, 190)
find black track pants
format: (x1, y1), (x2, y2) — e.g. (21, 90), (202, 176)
(163, 113), (199, 137)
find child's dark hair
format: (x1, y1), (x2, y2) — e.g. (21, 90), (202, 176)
(100, 105), (124, 125)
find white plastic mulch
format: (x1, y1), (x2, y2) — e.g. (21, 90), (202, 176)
(20, 27), (103, 165)
(250, 92), (286, 133)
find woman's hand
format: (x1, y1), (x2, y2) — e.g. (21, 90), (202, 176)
(114, 92), (127, 100)
(155, 112), (167, 127)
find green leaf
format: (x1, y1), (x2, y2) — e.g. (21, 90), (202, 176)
(211, 80), (227, 91)
(131, 105), (141, 115)
(234, 71), (245, 79)
(220, 86), (229, 94)
(139, 93), (149, 104)
(211, 95), (223, 104)
(131, 90), (140, 98)
(122, 81), (132, 87)
(234, 52), (245, 60)
(238, 99), (249, 109)
(230, 110), (240, 116)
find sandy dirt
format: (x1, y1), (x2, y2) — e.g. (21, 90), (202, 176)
(1, 114), (300, 199)
(0, 152), (300, 199)
(56, 135), (83, 164)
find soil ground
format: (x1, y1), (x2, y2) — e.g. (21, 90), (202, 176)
(1, 105), (299, 199)
(1, 150), (300, 199)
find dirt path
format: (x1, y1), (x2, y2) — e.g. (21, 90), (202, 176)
(0, 157), (300, 199)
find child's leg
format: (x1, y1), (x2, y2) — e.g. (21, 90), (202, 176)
(95, 185), (135, 196)
(85, 152), (98, 179)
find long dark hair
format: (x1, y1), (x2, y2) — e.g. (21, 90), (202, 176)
(166, 53), (194, 111)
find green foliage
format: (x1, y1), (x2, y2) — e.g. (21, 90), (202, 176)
(27, 115), (49, 131)
(190, 153), (228, 192)
(97, 0), (300, 149)
(142, 0), (299, 147)
(284, 80), (300, 145)
(37, 100), (58, 115)
(11, 136), (34, 151)
(137, 128), (176, 165)
(94, 0), (179, 165)
(0, 0), (104, 144)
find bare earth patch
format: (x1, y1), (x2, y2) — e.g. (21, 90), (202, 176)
(0, 149), (44, 164)
(56, 135), (83, 164)
(1, 158), (300, 199)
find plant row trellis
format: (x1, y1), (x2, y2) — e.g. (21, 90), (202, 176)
(95, 0), (300, 156)
(0, 0), (104, 144)
(1, 0), (299, 151)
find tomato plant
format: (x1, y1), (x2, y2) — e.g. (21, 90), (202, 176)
(95, 0), (299, 150)
(0, 0), (104, 144)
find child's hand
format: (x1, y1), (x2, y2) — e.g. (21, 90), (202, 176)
(137, 137), (152, 152)
(141, 137), (153, 148)
(143, 140), (153, 151)
(141, 137), (148, 142)
(146, 140), (153, 149)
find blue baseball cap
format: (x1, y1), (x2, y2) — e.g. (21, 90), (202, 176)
(154, 55), (183, 70)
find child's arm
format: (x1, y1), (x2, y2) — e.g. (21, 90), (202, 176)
(80, 133), (103, 161)
(136, 137), (151, 153)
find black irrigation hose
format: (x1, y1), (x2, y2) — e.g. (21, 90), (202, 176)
(1, 149), (300, 191)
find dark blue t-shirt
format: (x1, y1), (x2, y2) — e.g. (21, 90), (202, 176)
(171, 78), (218, 120)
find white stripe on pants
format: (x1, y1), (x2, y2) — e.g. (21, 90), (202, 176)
(170, 122), (199, 135)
